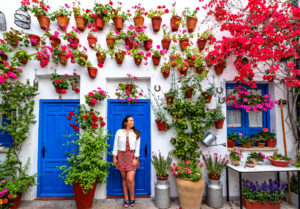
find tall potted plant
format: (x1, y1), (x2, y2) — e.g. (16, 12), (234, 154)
(150, 46), (166, 67)
(110, 2), (130, 31)
(92, 2), (113, 30)
(170, 2), (182, 32)
(161, 25), (172, 50)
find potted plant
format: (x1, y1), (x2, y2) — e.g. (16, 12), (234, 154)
(111, 2), (130, 31)
(227, 133), (241, 148)
(132, 3), (146, 29)
(62, 29), (80, 49)
(185, 47), (199, 67)
(202, 82), (215, 103)
(161, 62), (171, 78)
(170, 160), (205, 209)
(179, 72), (204, 99)
(50, 4), (72, 30)
(72, 48), (88, 67)
(95, 45), (107, 67)
(137, 31), (152, 51)
(177, 30), (192, 51)
(247, 152), (265, 167)
(44, 31), (61, 47)
(2, 29), (23, 47)
(147, 5), (169, 32)
(194, 55), (207, 75)
(212, 105), (225, 129)
(149, 91), (169, 131)
(27, 33), (41, 47)
(72, 1), (86, 31)
(0, 43), (13, 62)
(129, 48), (145, 66)
(35, 47), (51, 68)
(113, 48), (126, 65)
(86, 61), (98, 79)
(50, 72), (69, 94)
(239, 135), (254, 148)
(87, 30), (97, 48)
(201, 152), (228, 180)
(252, 132), (267, 147)
(85, 87), (108, 107)
(214, 59), (226, 75)
(150, 46), (167, 66)
(92, 2), (113, 30)
(197, 31), (214, 50)
(106, 30), (116, 49)
(164, 71), (179, 105)
(229, 148), (243, 166)
(12, 49), (33, 65)
(267, 153), (293, 167)
(25, 0), (51, 30)
(182, 7), (199, 33)
(242, 179), (286, 209)
(261, 129), (276, 147)
(161, 25), (172, 50)
(170, 2), (182, 32)
(51, 45), (70, 65)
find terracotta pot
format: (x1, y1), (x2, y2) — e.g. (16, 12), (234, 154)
(176, 177), (204, 209)
(58, 51), (68, 65)
(195, 67), (205, 74)
(230, 157), (240, 166)
(144, 39), (153, 51)
(184, 88), (194, 98)
(11, 193), (22, 209)
(267, 139), (276, 147)
(69, 37), (79, 49)
(266, 156), (294, 167)
(170, 16), (181, 32)
(187, 57), (195, 67)
(10, 39), (19, 47)
(242, 144), (252, 148)
(73, 181), (97, 209)
(161, 39), (171, 50)
(157, 175), (168, 181)
(179, 68), (188, 77)
(197, 38), (207, 50)
(202, 93), (213, 103)
(125, 37), (134, 49)
(152, 55), (161, 66)
(125, 84), (133, 93)
(81, 54), (88, 61)
(87, 36), (97, 48)
(246, 162), (256, 168)
(106, 36), (116, 49)
(28, 34), (40, 46)
(243, 199), (282, 209)
(164, 94), (174, 105)
(186, 17), (198, 33)
(54, 86), (66, 94)
(0, 54), (8, 61)
(37, 15), (50, 30)
(49, 36), (61, 47)
(87, 67), (98, 78)
(227, 139), (236, 148)
(19, 57), (28, 65)
(161, 67), (170, 78)
(95, 16), (105, 30)
(71, 80), (77, 91)
(88, 102), (95, 107)
(75, 15), (86, 31)
(56, 15), (69, 29)
(214, 63), (225, 75)
(151, 16), (162, 32)
(179, 39), (189, 51)
(208, 174), (221, 180)
(257, 142), (265, 148)
(134, 57), (142, 66)
(214, 119), (225, 129)
(96, 52), (106, 64)
(133, 15), (144, 29)
(155, 120), (168, 132)
(115, 53), (124, 65)
(113, 15), (123, 31)
(205, 59), (213, 67)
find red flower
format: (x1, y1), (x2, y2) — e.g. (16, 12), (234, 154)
(99, 116), (103, 121)
(69, 111), (74, 115)
(98, 62), (103, 68)
(109, 1), (113, 5)
(86, 9), (91, 13)
(3, 199), (8, 204)
(70, 123), (75, 127)
(158, 6), (161, 9)
(263, 128), (269, 132)
(83, 114), (88, 118)
(104, 10), (108, 14)
(75, 88), (80, 93)
(67, 115), (72, 120)
(73, 125), (79, 131)
(55, 79), (61, 84)
(8, 195), (13, 199)
(164, 9), (169, 13)
(101, 121), (106, 127)
(92, 123), (99, 129)
(92, 115), (98, 122)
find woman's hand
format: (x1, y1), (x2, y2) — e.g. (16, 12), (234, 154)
(132, 158), (139, 167)
(113, 156), (117, 166)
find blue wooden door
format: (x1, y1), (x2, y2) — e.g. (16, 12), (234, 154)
(107, 99), (151, 196)
(37, 100), (79, 197)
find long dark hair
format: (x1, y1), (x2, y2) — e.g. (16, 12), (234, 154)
(122, 115), (141, 140)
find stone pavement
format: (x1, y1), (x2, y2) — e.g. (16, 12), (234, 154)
(18, 198), (297, 209)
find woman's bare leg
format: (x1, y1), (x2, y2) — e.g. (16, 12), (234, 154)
(126, 171), (136, 202)
(121, 171), (129, 201)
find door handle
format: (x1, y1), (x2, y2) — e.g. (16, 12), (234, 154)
(145, 144), (147, 157)
(42, 145), (45, 158)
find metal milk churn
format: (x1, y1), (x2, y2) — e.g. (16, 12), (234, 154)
(206, 179), (223, 208)
(155, 177), (170, 209)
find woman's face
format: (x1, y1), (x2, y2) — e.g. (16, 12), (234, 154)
(125, 117), (134, 129)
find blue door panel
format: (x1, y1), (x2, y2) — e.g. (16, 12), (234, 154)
(38, 100), (79, 197)
(107, 100), (151, 196)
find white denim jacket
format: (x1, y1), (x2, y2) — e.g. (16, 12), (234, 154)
(112, 129), (140, 157)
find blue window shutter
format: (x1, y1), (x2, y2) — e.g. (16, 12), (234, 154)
(0, 115), (13, 147)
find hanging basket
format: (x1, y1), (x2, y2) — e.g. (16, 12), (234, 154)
(144, 39), (153, 51)
(75, 15), (86, 31)
(164, 94), (174, 105)
(161, 38), (171, 50)
(113, 15), (123, 31)
(151, 16), (162, 32)
(37, 15), (50, 30)
(134, 57), (142, 66)
(170, 16), (181, 32)
(155, 120), (168, 131)
(184, 88), (194, 98)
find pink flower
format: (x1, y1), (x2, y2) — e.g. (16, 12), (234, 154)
(8, 71), (17, 78)
(126, 91), (130, 95)
(156, 45), (160, 49)
(127, 97), (133, 102)
(91, 99), (97, 104)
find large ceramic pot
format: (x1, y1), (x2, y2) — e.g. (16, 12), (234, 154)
(151, 16), (162, 32)
(266, 156), (294, 167)
(73, 181), (97, 209)
(37, 15), (50, 30)
(113, 15), (123, 31)
(87, 36), (97, 48)
(11, 193), (22, 209)
(243, 199), (282, 209)
(176, 177), (204, 209)
(75, 15), (86, 31)
(170, 16), (181, 32)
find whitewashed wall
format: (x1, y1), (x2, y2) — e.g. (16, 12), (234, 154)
(0, 0), (297, 200)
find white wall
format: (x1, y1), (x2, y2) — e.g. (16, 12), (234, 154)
(0, 0), (297, 200)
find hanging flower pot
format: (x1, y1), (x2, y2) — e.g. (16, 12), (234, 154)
(187, 57), (195, 67)
(144, 39), (153, 51)
(195, 66), (205, 75)
(96, 52), (106, 65)
(95, 16), (105, 30)
(73, 181), (97, 209)
(113, 15), (123, 31)
(54, 86), (66, 94)
(164, 94), (174, 105)
(49, 36), (61, 47)
(0, 54), (8, 61)
(37, 15), (50, 30)
(11, 193), (22, 209)
(106, 36), (116, 49)
(205, 59), (213, 67)
(125, 84), (134, 93)
(184, 87), (194, 98)
(161, 39), (171, 50)
(56, 15), (69, 29)
(266, 139), (276, 147)
(152, 55), (161, 66)
(28, 34), (40, 46)
(214, 63), (226, 75)
(227, 139), (235, 148)
(202, 92), (213, 103)
(214, 119), (225, 129)
(179, 68), (188, 77)
(133, 15), (144, 29)
(69, 37), (79, 49)
(134, 57), (142, 66)
(155, 120), (168, 131)
(197, 38), (207, 50)
(151, 16), (162, 32)
(179, 39), (189, 51)
(75, 15), (86, 31)
(88, 102), (96, 107)
(87, 67), (98, 78)
(58, 51), (68, 65)
(161, 67), (170, 78)
(125, 37), (134, 49)
(170, 16), (181, 32)
(186, 17), (198, 33)
(87, 35), (97, 48)
(115, 53), (124, 65)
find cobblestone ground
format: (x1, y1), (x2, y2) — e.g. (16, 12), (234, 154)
(18, 198), (296, 209)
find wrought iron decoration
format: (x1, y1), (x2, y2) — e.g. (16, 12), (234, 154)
(14, 5), (31, 29)
(0, 11), (7, 31)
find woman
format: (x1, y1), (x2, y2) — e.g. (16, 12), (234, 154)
(112, 116), (141, 208)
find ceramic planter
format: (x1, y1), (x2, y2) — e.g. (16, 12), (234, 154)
(125, 84), (134, 93)
(257, 142), (265, 148)
(144, 39), (153, 51)
(243, 199), (282, 209)
(113, 15), (123, 31)
(179, 39), (189, 51)
(267, 139), (276, 147)
(214, 63), (226, 75)
(115, 53), (124, 65)
(73, 181), (97, 209)
(11, 193), (22, 209)
(186, 17), (198, 33)
(184, 87), (194, 98)
(49, 36), (61, 47)
(161, 67), (170, 78)
(205, 59), (213, 67)
(106, 36), (116, 49)
(179, 68), (188, 77)
(227, 139), (235, 148)
(87, 36), (97, 48)
(152, 55), (161, 66)
(151, 16), (162, 32)
(195, 67), (205, 75)
(242, 144), (252, 148)
(88, 102), (95, 107)
(187, 57), (195, 67)
(161, 38), (171, 50)
(170, 16), (181, 32)
(176, 177), (204, 209)
(134, 57), (142, 66)
(214, 119), (225, 129)
(155, 120), (168, 131)
(95, 16), (105, 30)
(202, 92), (213, 103)
(96, 52), (106, 65)
(56, 15), (69, 28)
(75, 15), (86, 31)
(164, 94), (174, 105)
(230, 157), (240, 166)
(28, 34), (40, 46)
(266, 156), (294, 167)
(37, 15), (50, 30)
(133, 15), (144, 29)
(197, 38), (207, 50)
(87, 67), (98, 78)
(125, 37), (134, 49)
(58, 51), (68, 65)
(54, 86), (66, 94)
